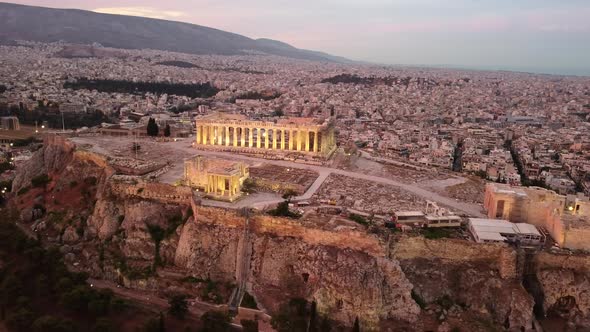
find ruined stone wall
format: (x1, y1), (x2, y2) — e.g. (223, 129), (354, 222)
(12, 134), (77, 192)
(393, 236), (517, 279)
(193, 206), (384, 256)
(110, 180), (192, 205)
(73, 150), (111, 170)
(563, 228), (590, 251)
(250, 177), (305, 195)
(180, 206), (410, 328)
(393, 237), (533, 330)
(535, 252), (590, 321)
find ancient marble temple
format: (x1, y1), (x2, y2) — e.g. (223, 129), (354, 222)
(184, 155), (249, 202)
(194, 113), (336, 157)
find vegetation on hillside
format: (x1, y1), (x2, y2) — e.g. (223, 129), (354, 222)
(64, 78), (220, 98)
(0, 208), (131, 331)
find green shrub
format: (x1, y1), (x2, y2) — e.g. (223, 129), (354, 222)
(241, 292), (258, 309)
(349, 213), (368, 226)
(17, 186), (30, 195)
(31, 174), (51, 188)
(423, 228), (452, 240)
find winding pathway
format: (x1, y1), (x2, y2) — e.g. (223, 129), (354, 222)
(166, 142), (485, 217)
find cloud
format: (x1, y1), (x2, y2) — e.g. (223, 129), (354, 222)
(523, 8), (590, 32)
(93, 7), (186, 20)
(374, 15), (511, 34)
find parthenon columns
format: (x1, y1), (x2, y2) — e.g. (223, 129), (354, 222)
(314, 131), (319, 153)
(256, 128), (262, 148)
(196, 122), (333, 155)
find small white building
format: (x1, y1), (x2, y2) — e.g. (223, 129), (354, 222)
(468, 218), (545, 246)
(394, 211), (426, 226)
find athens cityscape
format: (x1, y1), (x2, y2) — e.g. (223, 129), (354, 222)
(0, 1), (589, 332)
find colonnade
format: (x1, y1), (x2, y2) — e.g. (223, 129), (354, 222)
(205, 173), (241, 198)
(196, 124), (324, 153)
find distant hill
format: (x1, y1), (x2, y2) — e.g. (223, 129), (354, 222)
(0, 2), (350, 63)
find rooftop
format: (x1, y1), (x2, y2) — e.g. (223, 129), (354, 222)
(469, 218), (542, 242)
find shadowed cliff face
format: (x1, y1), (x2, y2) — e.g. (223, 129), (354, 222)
(173, 218), (419, 329)
(248, 236), (420, 327)
(393, 237), (535, 330)
(535, 252), (590, 328)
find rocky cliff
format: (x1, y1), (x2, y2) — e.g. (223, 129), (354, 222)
(12, 135), (590, 331)
(535, 252), (590, 329)
(393, 237), (534, 331)
(12, 135), (76, 192)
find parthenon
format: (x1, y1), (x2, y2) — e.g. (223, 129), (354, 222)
(194, 113), (336, 157)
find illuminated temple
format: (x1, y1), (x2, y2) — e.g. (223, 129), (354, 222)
(184, 155), (249, 202)
(194, 113), (336, 157)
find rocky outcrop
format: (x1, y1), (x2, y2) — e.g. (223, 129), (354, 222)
(535, 252), (590, 327)
(18, 135), (580, 331)
(393, 237), (534, 330)
(250, 236), (419, 329)
(12, 135), (75, 192)
(174, 220), (241, 281)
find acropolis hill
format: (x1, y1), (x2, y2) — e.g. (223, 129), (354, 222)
(5, 133), (590, 331)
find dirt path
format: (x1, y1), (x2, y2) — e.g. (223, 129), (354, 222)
(170, 144), (484, 217)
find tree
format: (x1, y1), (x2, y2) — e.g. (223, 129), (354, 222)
(32, 315), (76, 332)
(92, 318), (116, 332)
(168, 294), (188, 319)
(282, 189), (298, 201)
(164, 124), (171, 137)
(5, 307), (34, 331)
(31, 174), (51, 188)
(271, 298), (309, 332)
(147, 118), (159, 137)
(199, 311), (231, 332)
(158, 312), (166, 332)
(241, 178), (256, 194)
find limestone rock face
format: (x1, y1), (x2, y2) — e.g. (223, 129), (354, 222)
(535, 252), (590, 326)
(88, 199), (122, 240)
(174, 221), (240, 281)
(62, 226), (80, 243)
(12, 136), (75, 192)
(394, 237), (534, 330)
(250, 236), (419, 329)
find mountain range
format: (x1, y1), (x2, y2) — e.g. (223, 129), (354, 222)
(0, 2), (350, 63)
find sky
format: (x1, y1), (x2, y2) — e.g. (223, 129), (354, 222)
(9, 0), (590, 75)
